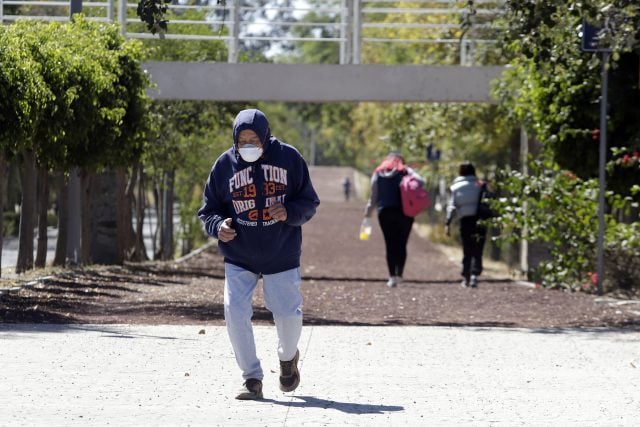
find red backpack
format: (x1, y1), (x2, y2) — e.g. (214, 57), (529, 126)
(400, 174), (430, 217)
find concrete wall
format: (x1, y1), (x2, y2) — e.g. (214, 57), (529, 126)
(142, 62), (506, 103)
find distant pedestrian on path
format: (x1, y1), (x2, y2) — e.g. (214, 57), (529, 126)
(445, 161), (488, 288)
(198, 108), (320, 400)
(364, 152), (424, 288)
(342, 176), (351, 201)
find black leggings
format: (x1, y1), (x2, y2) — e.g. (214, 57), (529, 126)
(378, 207), (414, 277)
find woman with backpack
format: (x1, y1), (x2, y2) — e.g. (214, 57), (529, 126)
(363, 152), (425, 288)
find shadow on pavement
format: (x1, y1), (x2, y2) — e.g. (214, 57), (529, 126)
(0, 323), (197, 340)
(260, 395), (404, 414)
(303, 275), (514, 285)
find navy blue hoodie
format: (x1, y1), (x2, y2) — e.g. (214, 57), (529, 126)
(198, 109), (320, 274)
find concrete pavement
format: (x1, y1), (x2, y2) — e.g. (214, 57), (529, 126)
(1, 324), (639, 426)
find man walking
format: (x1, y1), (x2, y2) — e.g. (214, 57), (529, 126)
(198, 109), (320, 400)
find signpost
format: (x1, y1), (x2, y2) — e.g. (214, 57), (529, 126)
(581, 19), (610, 296)
(70, 0), (82, 17)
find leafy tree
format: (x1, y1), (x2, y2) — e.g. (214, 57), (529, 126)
(0, 18), (153, 271)
(0, 26), (50, 158)
(137, 0), (169, 36)
(47, 18), (152, 266)
(255, 102), (359, 168)
(0, 23), (52, 273)
(144, 100), (240, 258)
(487, 0), (640, 289)
(494, 0), (640, 196)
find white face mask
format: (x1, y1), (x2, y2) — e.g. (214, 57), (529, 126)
(238, 144), (263, 163)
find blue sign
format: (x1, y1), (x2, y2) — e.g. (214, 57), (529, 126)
(581, 19), (609, 52)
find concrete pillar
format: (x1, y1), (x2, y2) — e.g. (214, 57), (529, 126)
(90, 171), (119, 264)
(352, 0), (361, 64)
(66, 169), (82, 265)
(107, 0), (114, 21)
(228, 0), (240, 63)
(118, 0), (126, 36)
(340, 0), (353, 64)
(66, 1), (83, 266)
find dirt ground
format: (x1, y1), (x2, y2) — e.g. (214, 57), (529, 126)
(1, 166), (639, 329)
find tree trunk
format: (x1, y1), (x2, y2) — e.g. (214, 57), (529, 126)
(181, 230), (192, 257)
(6, 161), (17, 217)
(161, 170), (175, 260)
(80, 170), (94, 265)
(132, 163), (148, 261)
(152, 182), (161, 260)
(35, 167), (50, 268)
(53, 173), (68, 267)
(115, 167), (134, 264)
(0, 155), (6, 277)
(16, 151), (36, 274)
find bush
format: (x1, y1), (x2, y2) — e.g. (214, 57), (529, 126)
(492, 161), (597, 289)
(492, 159), (639, 293)
(604, 222), (640, 291)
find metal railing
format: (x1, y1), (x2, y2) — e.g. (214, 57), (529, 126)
(0, 0), (503, 65)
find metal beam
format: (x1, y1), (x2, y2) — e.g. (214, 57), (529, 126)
(142, 62), (505, 103)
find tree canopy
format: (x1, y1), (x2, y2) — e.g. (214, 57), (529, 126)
(0, 17), (152, 173)
(494, 0), (640, 194)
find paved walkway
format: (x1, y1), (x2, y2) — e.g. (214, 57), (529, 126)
(1, 324), (639, 426)
(2, 166), (638, 425)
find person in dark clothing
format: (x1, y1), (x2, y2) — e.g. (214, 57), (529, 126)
(198, 109), (320, 400)
(445, 161), (487, 288)
(364, 152), (424, 288)
(342, 176), (351, 201)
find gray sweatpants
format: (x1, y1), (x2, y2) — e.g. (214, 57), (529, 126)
(223, 263), (303, 381)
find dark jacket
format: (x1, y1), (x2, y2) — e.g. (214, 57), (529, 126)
(198, 109), (320, 274)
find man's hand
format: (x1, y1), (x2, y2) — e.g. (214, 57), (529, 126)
(218, 218), (237, 242)
(267, 203), (287, 222)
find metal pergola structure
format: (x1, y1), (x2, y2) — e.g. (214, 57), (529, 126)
(0, 0), (503, 65)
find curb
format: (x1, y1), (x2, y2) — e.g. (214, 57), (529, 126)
(0, 241), (218, 296)
(0, 275), (54, 296)
(173, 240), (217, 263)
(513, 280), (536, 288)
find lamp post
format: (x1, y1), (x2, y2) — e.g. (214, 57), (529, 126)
(595, 50), (609, 296)
(581, 19), (610, 296)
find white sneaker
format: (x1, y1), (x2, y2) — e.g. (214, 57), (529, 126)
(469, 275), (478, 288)
(386, 276), (402, 288)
